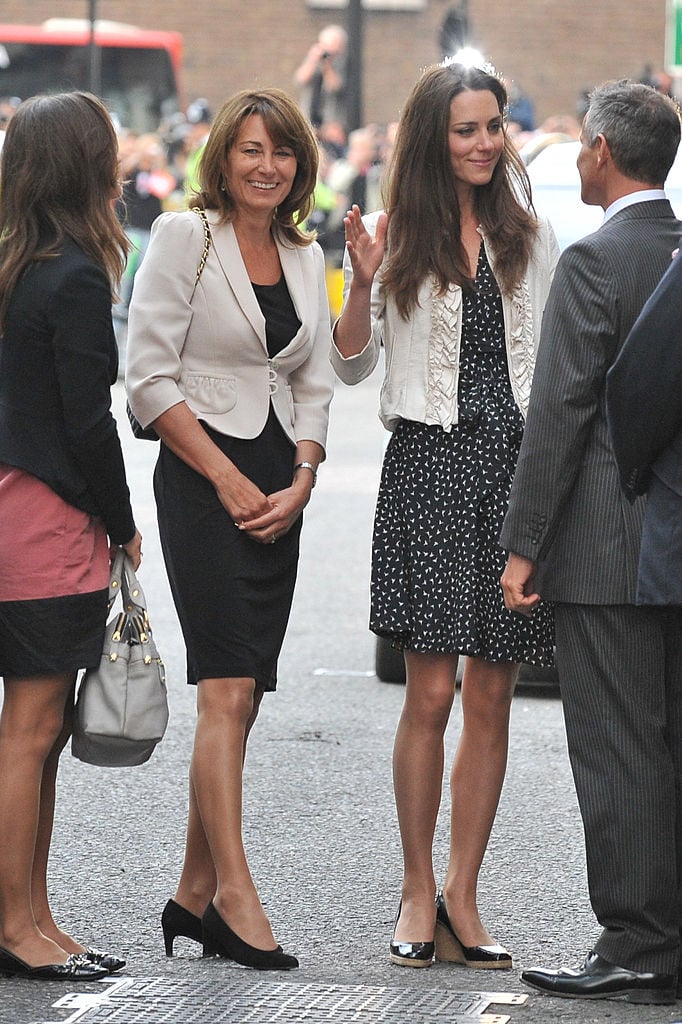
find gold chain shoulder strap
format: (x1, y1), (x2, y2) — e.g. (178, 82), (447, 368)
(189, 207), (212, 295)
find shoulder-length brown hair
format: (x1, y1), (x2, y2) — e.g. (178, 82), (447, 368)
(382, 63), (538, 319)
(190, 88), (319, 247)
(0, 91), (129, 330)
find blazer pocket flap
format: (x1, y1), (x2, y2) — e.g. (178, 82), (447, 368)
(180, 372), (237, 413)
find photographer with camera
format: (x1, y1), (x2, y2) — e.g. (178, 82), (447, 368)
(294, 24), (348, 130)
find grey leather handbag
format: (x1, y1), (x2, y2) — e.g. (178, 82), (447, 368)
(72, 550), (168, 767)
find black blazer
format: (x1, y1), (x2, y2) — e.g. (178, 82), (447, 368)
(0, 240), (135, 544)
(607, 247), (682, 498)
(607, 246), (682, 604)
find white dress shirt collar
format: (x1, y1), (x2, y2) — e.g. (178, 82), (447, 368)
(603, 189), (667, 223)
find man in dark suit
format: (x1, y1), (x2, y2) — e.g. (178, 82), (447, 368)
(607, 251), (682, 604)
(499, 80), (682, 1005)
(606, 264), (682, 998)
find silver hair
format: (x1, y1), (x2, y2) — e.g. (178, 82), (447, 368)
(583, 79), (681, 184)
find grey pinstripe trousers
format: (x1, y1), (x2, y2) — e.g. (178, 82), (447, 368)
(555, 603), (682, 975)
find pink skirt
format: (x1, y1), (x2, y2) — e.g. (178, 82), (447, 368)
(0, 464), (110, 676)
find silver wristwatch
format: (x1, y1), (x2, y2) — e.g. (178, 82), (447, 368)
(293, 461), (317, 487)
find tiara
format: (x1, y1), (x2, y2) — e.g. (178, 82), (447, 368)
(442, 49), (498, 77)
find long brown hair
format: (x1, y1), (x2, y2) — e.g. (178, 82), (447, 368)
(0, 91), (129, 330)
(382, 63), (538, 319)
(190, 88), (319, 248)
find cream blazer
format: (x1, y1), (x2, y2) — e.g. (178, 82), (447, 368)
(126, 209), (334, 452)
(331, 212), (559, 431)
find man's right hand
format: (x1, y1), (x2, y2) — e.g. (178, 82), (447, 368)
(501, 552), (541, 617)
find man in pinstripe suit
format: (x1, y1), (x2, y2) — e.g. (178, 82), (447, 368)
(500, 80), (682, 1005)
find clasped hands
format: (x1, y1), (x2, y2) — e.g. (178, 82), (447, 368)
(220, 472), (310, 546)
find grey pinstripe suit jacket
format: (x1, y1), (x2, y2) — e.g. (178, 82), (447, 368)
(500, 199), (682, 604)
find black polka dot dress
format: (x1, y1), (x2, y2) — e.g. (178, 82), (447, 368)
(370, 247), (554, 665)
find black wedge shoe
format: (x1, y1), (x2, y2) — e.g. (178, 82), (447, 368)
(201, 902), (298, 970)
(389, 900), (435, 968)
(161, 898), (204, 956)
(83, 946), (126, 973)
(0, 946), (108, 981)
(434, 893), (511, 969)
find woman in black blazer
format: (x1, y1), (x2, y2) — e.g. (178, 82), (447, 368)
(0, 93), (141, 980)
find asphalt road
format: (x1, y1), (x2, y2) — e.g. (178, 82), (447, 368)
(2, 370), (680, 1024)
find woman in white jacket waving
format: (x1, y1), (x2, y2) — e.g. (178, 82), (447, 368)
(332, 62), (558, 971)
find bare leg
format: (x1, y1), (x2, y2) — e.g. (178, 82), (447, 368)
(187, 677), (276, 950)
(174, 686), (264, 919)
(30, 690), (89, 954)
(0, 673), (76, 966)
(392, 651), (458, 943)
(172, 767), (217, 919)
(441, 656), (518, 946)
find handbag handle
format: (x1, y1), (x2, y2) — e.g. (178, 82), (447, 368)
(107, 550), (151, 636)
(106, 548), (127, 611)
(189, 207), (212, 300)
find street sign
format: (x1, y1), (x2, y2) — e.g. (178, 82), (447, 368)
(667, 0), (682, 69)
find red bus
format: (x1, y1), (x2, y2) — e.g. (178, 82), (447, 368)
(0, 19), (183, 132)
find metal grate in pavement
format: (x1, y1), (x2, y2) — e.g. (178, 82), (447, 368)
(49, 976), (528, 1024)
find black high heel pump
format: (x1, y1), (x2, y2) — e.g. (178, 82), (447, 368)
(201, 902), (298, 970)
(161, 899), (204, 956)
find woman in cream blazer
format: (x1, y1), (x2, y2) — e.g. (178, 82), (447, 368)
(126, 89), (333, 971)
(126, 208), (332, 450)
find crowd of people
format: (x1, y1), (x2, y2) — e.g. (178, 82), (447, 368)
(1, 48), (682, 1011)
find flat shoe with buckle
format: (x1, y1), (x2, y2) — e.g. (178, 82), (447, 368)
(389, 899), (434, 968)
(83, 946), (126, 973)
(521, 951), (676, 1004)
(0, 946), (108, 981)
(434, 892), (511, 969)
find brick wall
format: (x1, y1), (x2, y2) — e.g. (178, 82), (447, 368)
(0, 0), (669, 130)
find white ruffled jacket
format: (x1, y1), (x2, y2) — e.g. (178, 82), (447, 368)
(331, 211), (560, 432)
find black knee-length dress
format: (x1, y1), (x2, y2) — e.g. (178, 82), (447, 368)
(370, 248), (554, 665)
(154, 275), (302, 691)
